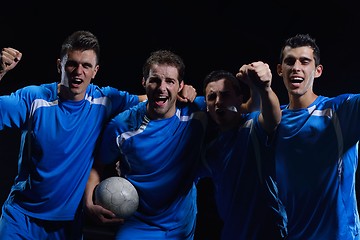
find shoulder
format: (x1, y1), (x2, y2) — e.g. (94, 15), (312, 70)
(88, 84), (140, 99)
(319, 94), (360, 107)
(87, 84), (122, 96)
(111, 101), (146, 128)
(177, 97), (207, 113)
(194, 96), (207, 111)
(17, 82), (58, 101)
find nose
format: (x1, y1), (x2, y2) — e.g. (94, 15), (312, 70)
(292, 60), (302, 71)
(215, 95), (223, 106)
(74, 64), (85, 74)
(158, 80), (168, 91)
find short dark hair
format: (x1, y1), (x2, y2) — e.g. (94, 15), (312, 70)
(202, 70), (242, 96)
(279, 33), (320, 66)
(142, 50), (185, 83)
(60, 30), (100, 65)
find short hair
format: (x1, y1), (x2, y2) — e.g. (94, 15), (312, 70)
(279, 33), (321, 66)
(142, 50), (185, 83)
(60, 30), (100, 65)
(202, 70), (242, 96)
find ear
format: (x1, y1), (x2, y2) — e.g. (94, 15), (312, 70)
(142, 78), (146, 88)
(92, 65), (99, 79)
(314, 64), (323, 78)
(56, 59), (61, 74)
(276, 64), (282, 76)
(178, 81), (184, 92)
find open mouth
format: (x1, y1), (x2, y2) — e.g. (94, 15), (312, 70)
(226, 106), (237, 112)
(154, 96), (168, 106)
(71, 78), (83, 86)
(290, 77), (303, 83)
(215, 106), (238, 115)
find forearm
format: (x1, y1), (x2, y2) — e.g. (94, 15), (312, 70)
(138, 94), (147, 102)
(240, 87), (261, 113)
(84, 162), (103, 207)
(259, 87), (281, 133)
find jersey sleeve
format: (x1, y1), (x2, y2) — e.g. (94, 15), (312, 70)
(334, 93), (360, 149)
(0, 86), (37, 130)
(100, 86), (141, 118)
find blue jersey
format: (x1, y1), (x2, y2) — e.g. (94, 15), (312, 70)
(97, 97), (207, 239)
(201, 112), (282, 240)
(276, 94), (360, 240)
(0, 82), (139, 221)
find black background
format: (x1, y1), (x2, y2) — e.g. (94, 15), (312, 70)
(1, 0), (360, 239)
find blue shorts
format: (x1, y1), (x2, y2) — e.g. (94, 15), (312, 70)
(0, 203), (83, 240)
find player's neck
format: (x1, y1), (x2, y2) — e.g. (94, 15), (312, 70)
(288, 92), (318, 110)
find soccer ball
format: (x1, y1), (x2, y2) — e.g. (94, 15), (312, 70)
(94, 176), (139, 218)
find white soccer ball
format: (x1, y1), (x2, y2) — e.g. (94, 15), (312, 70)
(94, 176), (139, 218)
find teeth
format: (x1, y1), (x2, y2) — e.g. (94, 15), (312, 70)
(215, 106), (238, 113)
(291, 77), (303, 83)
(156, 96), (167, 99)
(226, 106), (238, 112)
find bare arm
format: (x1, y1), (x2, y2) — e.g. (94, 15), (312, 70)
(138, 94), (147, 102)
(177, 84), (197, 103)
(238, 86), (261, 113)
(236, 61), (281, 134)
(0, 48), (22, 81)
(83, 159), (124, 224)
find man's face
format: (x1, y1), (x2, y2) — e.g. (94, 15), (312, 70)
(277, 46), (322, 98)
(205, 78), (242, 128)
(58, 49), (99, 101)
(143, 64), (183, 120)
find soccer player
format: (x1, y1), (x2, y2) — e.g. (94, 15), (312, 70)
(84, 49), (207, 239)
(199, 65), (283, 239)
(274, 33), (360, 239)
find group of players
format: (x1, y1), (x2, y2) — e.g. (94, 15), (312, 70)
(0, 30), (359, 240)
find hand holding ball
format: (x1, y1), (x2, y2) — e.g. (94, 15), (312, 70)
(94, 177), (139, 218)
